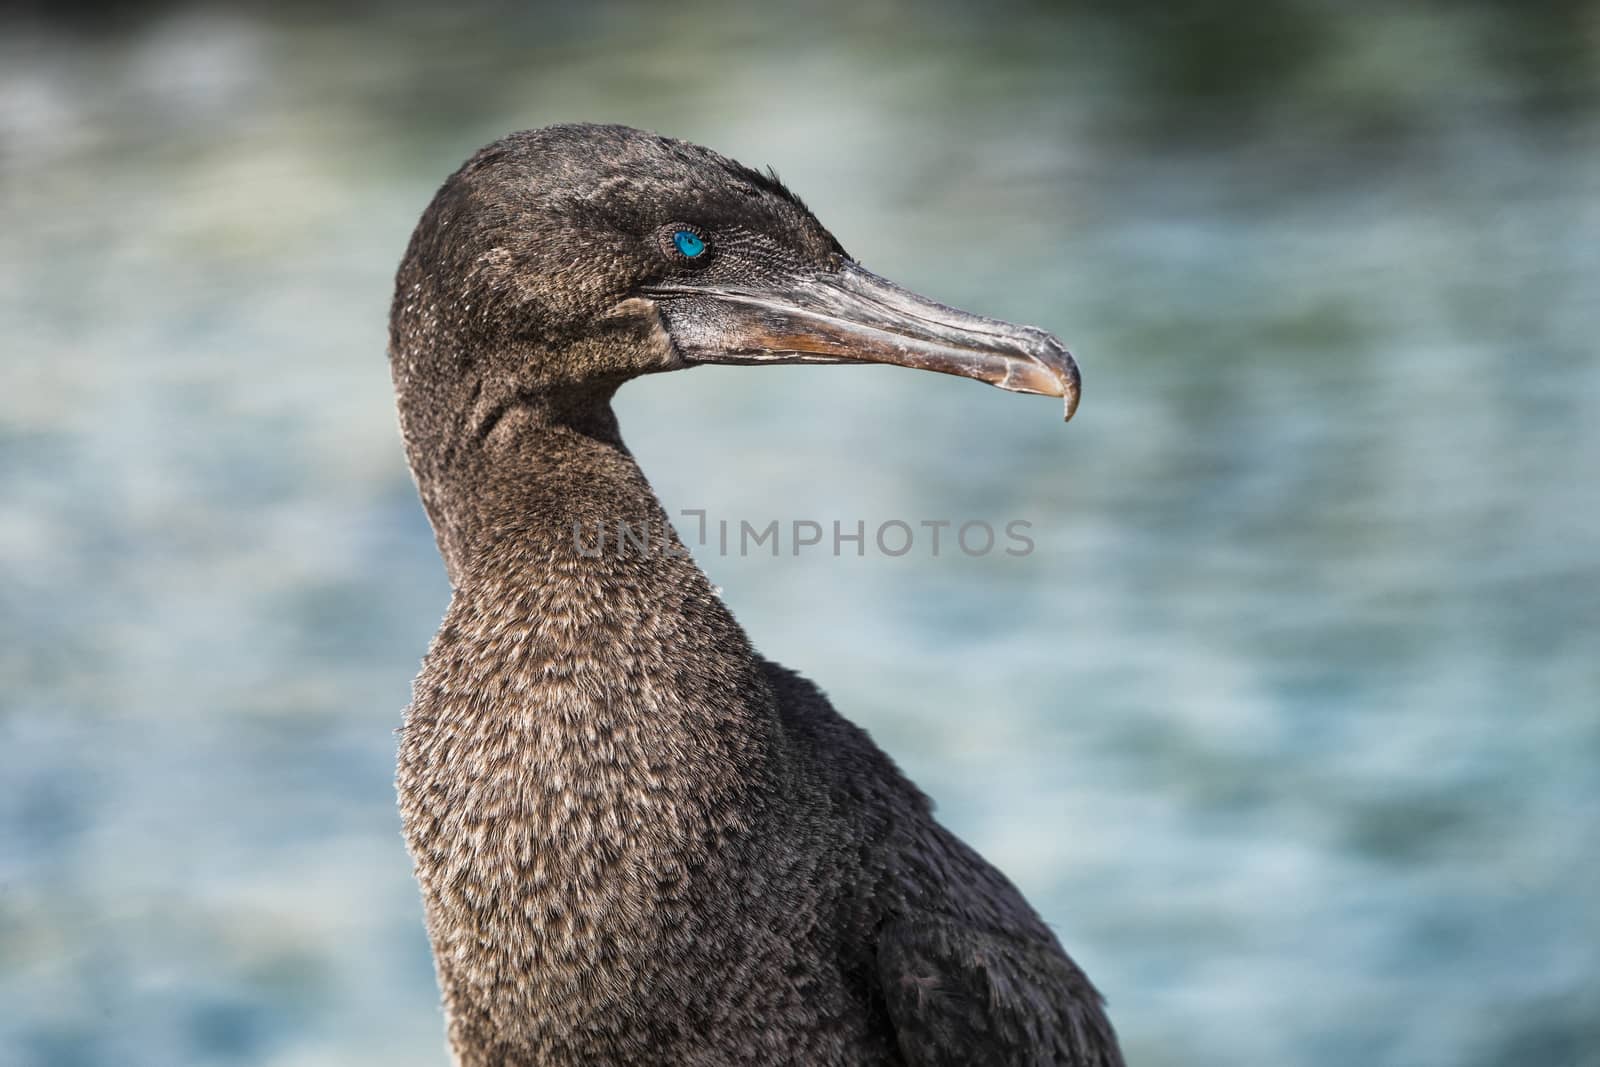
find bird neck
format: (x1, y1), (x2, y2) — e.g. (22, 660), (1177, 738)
(398, 391), (790, 1051)
(418, 387), (779, 748)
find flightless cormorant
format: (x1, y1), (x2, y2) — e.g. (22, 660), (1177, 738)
(390, 123), (1118, 1067)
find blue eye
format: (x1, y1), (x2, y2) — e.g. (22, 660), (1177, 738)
(672, 229), (707, 258)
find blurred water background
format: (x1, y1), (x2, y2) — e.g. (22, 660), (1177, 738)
(3, 2), (1598, 1065)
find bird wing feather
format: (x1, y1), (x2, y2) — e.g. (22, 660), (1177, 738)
(875, 916), (1123, 1067)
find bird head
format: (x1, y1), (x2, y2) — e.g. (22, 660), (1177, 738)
(390, 123), (1078, 458)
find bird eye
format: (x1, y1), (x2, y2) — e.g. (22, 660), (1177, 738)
(671, 228), (707, 259)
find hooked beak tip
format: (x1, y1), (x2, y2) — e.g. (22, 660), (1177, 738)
(1014, 330), (1080, 422)
(1063, 374), (1081, 422)
(1057, 346), (1081, 422)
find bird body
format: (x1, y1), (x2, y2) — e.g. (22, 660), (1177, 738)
(391, 124), (1120, 1066)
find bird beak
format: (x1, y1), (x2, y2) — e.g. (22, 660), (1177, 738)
(646, 261), (1080, 420)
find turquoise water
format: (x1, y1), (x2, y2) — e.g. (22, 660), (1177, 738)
(3, 4), (1597, 1065)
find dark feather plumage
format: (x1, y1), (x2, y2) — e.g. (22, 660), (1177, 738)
(389, 123), (1120, 1066)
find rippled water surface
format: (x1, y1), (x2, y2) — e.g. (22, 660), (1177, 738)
(3, 4), (1598, 1065)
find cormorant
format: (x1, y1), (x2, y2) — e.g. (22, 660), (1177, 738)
(390, 123), (1119, 1066)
